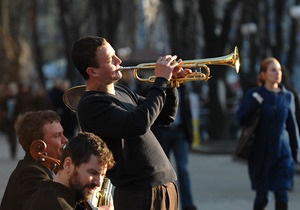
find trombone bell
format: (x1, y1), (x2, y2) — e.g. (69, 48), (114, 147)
(119, 46), (240, 87)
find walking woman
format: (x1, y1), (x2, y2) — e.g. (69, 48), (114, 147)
(237, 57), (300, 210)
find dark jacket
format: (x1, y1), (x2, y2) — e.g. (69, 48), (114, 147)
(177, 85), (193, 143)
(22, 180), (76, 210)
(152, 84), (193, 144)
(0, 154), (54, 210)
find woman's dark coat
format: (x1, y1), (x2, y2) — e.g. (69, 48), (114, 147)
(237, 85), (300, 191)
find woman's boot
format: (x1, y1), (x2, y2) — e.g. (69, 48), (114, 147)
(253, 204), (266, 210)
(275, 202), (287, 210)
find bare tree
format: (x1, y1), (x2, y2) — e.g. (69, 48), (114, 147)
(286, 0), (300, 72)
(162, 0), (198, 59)
(198, 0), (240, 140)
(0, 0), (24, 83)
(56, 0), (82, 85)
(29, 0), (45, 87)
(54, 0), (126, 85)
(90, 0), (122, 46)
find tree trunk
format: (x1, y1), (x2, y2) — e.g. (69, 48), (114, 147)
(30, 0), (45, 88)
(198, 0), (230, 140)
(162, 0), (197, 59)
(0, 0), (22, 83)
(56, 0), (80, 86)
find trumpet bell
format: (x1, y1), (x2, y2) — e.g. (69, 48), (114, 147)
(181, 46), (240, 73)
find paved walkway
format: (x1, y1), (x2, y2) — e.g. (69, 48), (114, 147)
(0, 135), (299, 209)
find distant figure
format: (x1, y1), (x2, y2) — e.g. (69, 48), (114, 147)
(13, 83), (35, 120)
(281, 66), (300, 133)
(153, 84), (197, 210)
(0, 83), (17, 159)
(48, 78), (77, 139)
(237, 57), (300, 210)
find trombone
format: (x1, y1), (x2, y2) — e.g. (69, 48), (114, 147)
(119, 46), (240, 87)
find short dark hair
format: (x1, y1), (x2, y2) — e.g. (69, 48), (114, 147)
(71, 36), (107, 80)
(60, 132), (114, 169)
(14, 110), (61, 153)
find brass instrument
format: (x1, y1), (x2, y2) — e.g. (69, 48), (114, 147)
(30, 140), (61, 174)
(79, 200), (98, 210)
(119, 46), (240, 87)
(86, 177), (113, 208)
(62, 89), (115, 208)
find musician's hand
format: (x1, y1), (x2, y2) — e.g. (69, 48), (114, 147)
(98, 205), (114, 210)
(172, 66), (192, 78)
(155, 55), (180, 81)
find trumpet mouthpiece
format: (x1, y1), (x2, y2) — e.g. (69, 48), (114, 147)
(117, 66), (138, 71)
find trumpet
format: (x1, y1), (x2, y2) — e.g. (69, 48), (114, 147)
(119, 46), (240, 87)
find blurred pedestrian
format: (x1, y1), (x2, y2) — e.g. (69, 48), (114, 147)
(153, 84), (196, 210)
(32, 84), (54, 111)
(237, 57), (300, 210)
(281, 66), (300, 132)
(48, 78), (77, 139)
(13, 83), (35, 120)
(0, 83), (17, 159)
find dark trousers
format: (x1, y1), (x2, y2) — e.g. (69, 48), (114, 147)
(155, 127), (195, 208)
(113, 182), (178, 210)
(254, 190), (288, 209)
(0, 117), (17, 159)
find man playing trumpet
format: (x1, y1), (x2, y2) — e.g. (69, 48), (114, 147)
(71, 36), (192, 210)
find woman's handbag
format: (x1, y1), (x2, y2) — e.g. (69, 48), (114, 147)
(235, 108), (261, 159)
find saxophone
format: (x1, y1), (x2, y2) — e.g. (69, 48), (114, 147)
(80, 177), (114, 209)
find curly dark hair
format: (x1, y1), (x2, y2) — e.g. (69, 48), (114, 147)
(60, 132), (115, 170)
